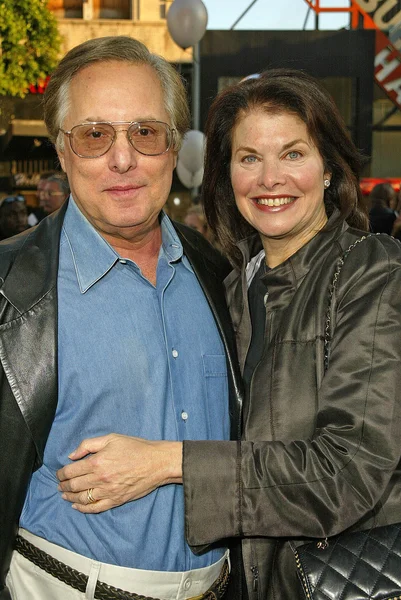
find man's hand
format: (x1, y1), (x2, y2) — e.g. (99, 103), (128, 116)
(56, 434), (183, 514)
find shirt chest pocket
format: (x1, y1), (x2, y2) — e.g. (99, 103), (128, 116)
(202, 354), (229, 440)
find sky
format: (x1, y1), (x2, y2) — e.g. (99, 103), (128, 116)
(202, 0), (351, 31)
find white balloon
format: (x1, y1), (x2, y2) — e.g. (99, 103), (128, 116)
(178, 130), (205, 173)
(176, 160), (203, 189)
(167, 0), (208, 50)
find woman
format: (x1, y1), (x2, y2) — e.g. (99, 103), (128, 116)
(182, 70), (401, 598)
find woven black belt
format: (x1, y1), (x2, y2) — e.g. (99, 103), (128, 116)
(15, 534), (229, 600)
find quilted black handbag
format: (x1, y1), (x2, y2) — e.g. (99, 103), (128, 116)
(293, 522), (401, 600)
(293, 235), (401, 600)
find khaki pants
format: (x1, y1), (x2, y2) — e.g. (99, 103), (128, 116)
(7, 529), (229, 600)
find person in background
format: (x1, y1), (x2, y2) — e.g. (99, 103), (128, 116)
(391, 187), (401, 239)
(368, 182), (397, 234)
(41, 173), (70, 214)
(29, 171), (56, 225)
(0, 195), (29, 240)
(36, 171), (55, 206)
(0, 35), (242, 600)
(184, 205), (214, 242)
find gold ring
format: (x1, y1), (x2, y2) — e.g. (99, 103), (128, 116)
(87, 488), (96, 504)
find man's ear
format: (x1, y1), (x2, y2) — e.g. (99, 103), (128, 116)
(57, 148), (66, 173)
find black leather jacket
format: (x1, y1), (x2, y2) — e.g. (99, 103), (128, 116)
(183, 219), (401, 599)
(0, 203), (243, 599)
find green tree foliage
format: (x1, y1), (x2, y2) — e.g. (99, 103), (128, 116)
(0, 0), (61, 97)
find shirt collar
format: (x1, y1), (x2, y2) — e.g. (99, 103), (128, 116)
(62, 196), (119, 293)
(62, 198), (185, 294)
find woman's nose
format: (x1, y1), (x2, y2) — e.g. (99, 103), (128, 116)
(258, 160), (286, 189)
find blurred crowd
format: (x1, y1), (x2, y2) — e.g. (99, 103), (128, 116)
(0, 172), (69, 240)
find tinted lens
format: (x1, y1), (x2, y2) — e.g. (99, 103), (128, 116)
(71, 123), (115, 157)
(128, 122), (171, 156)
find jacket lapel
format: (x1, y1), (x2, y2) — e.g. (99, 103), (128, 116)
(0, 205), (66, 459)
(175, 223), (243, 439)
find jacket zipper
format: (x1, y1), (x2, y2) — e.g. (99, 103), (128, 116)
(251, 565), (259, 593)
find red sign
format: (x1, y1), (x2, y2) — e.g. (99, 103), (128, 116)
(374, 29), (401, 111)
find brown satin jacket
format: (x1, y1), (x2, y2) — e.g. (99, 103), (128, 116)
(0, 202), (244, 600)
(183, 215), (401, 599)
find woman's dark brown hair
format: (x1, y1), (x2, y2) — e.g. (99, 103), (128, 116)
(202, 69), (368, 266)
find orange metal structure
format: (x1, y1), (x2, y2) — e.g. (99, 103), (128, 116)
(303, 0), (377, 29)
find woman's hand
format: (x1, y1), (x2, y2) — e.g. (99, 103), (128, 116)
(56, 434), (183, 513)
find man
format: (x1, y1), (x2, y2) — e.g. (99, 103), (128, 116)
(36, 170), (55, 205)
(0, 36), (242, 600)
(368, 182), (397, 234)
(0, 195), (29, 240)
(28, 171), (56, 225)
(41, 174), (70, 215)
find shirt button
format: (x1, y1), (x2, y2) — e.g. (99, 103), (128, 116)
(181, 411), (188, 421)
(119, 259), (127, 264)
(183, 578), (192, 591)
(172, 349), (179, 358)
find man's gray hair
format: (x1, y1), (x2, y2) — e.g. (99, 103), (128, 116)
(44, 36), (191, 153)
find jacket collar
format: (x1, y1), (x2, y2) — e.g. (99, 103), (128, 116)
(239, 211), (348, 282)
(225, 212), (350, 350)
(0, 206), (67, 460)
(0, 202), (67, 313)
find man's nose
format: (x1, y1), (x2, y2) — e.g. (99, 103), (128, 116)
(108, 130), (138, 173)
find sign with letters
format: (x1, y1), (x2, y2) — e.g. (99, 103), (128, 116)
(353, 0), (401, 110)
(354, 0), (401, 31)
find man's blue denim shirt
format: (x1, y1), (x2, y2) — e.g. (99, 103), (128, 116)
(21, 197), (229, 571)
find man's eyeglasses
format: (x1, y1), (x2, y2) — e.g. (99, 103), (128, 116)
(59, 121), (175, 159)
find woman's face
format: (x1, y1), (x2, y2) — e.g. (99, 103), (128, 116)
(230, 108), (331, 263)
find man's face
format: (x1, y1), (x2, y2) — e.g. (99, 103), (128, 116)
(42, 181), (67, 214)
(37, 179), (48, 207)
(57, 61), (177, 246)
(0, 201), (28, 238)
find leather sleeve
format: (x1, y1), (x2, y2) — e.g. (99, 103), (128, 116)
(183, 236), (401, 547)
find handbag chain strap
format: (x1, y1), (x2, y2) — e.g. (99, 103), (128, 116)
(319, 232), (384, 549)
(323, 234), (378, 372)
